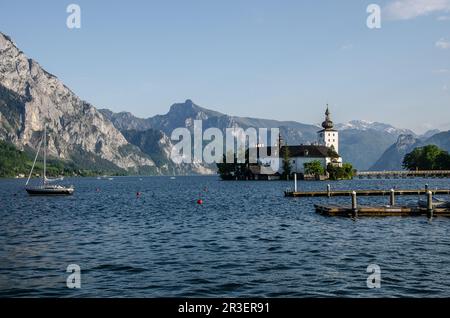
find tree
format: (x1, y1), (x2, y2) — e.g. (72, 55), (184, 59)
(436, 152), (450, 170)
(281, 146), (292, 180)
(327, 162), (355, 180)
(217, 154), (234, 180)
(216, 151), (253, 180)
(403, 145), (450, 170)
(304, 160), (325, 176)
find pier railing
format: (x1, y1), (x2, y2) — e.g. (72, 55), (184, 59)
(355, 170), (450, 179)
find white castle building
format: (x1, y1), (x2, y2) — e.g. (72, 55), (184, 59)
(254, 106), (343, 177)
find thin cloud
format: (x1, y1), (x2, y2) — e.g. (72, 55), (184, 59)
(434, 68), (450, 73)
(339, 44), (354, 51)
(436, 38), (450, 49)
(384, 0), (450, 20)
(437, 15), (450, 20)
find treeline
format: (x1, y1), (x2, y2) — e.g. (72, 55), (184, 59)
(0, 140), (127, 178)
(403, 145), (450, 170)
(0, 140), (29, 177)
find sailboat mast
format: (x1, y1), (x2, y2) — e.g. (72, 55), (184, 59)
(43, 125), (46, 185)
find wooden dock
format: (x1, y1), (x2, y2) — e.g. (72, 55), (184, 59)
(285, 189), (450, 197)
(355, 170), (450, 179)
(314, 204), (450, 217)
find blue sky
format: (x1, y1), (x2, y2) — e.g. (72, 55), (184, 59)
(0, 0), (449, 133)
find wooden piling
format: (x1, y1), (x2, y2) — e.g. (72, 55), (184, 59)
(390, 189), (395, 206)
(327, 184), (331, 197)
(427, 190), (434, 218)
(294, 173), (297, 192)
(351, 191), (358, 217)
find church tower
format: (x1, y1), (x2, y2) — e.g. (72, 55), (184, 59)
(318, 105), (339, 153)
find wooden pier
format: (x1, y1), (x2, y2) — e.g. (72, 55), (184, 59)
(313, 190), (450, 217)
(285, 176), (450, 217)
(314, 204), (450, 217)
(355, 170), (450, 179)
(284, 189), (450, 197)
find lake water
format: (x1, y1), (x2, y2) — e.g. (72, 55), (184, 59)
(1, 176), (450, 297)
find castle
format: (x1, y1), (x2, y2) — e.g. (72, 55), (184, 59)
(253, 106), (343, 178)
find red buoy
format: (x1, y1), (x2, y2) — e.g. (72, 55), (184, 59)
(197, 199), (203, 205)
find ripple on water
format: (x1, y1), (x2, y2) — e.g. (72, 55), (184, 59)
(2, 176), (450, 297)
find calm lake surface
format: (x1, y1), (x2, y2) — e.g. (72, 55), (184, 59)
(1, 176), (450, 297)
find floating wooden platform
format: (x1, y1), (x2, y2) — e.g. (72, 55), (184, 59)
(285, 189), (450, 197)
(314, 204), (450, 217)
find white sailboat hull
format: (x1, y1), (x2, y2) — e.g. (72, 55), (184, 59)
(26, 185), (74, 196)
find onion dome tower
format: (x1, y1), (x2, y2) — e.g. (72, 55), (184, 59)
(318, 105), (339, 153)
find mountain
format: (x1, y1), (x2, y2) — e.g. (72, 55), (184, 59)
(370, 131), (450, 170)
(370, 135), (420, 171)
(100, 100), (328, 173)
(339, 129), (402, 171)
(120, 129), (214, 175)
(99, 109), (153, 132)
(419, 129), (441, 140)
(335, 120), (416, 170)
(336, 120), (415, 136)
(424, 131), (450, 151)
(101, 99), (320, 145)
(102, 102), (414, 170)
(0, 32), (154, 173)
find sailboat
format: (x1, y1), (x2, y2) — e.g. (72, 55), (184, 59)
(25, 126), (74, 196)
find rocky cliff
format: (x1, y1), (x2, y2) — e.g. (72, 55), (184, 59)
(0, 32), (154, 172)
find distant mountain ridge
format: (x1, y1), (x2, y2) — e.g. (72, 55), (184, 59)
(100, 101), (420, 170)
(371, 131), (450, 171)
(336, 120), (415, 136)
(101, 99), (320, 145)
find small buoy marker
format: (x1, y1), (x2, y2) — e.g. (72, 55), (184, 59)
(136, 191), (141, 197)
(197, 199), (203, 205)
